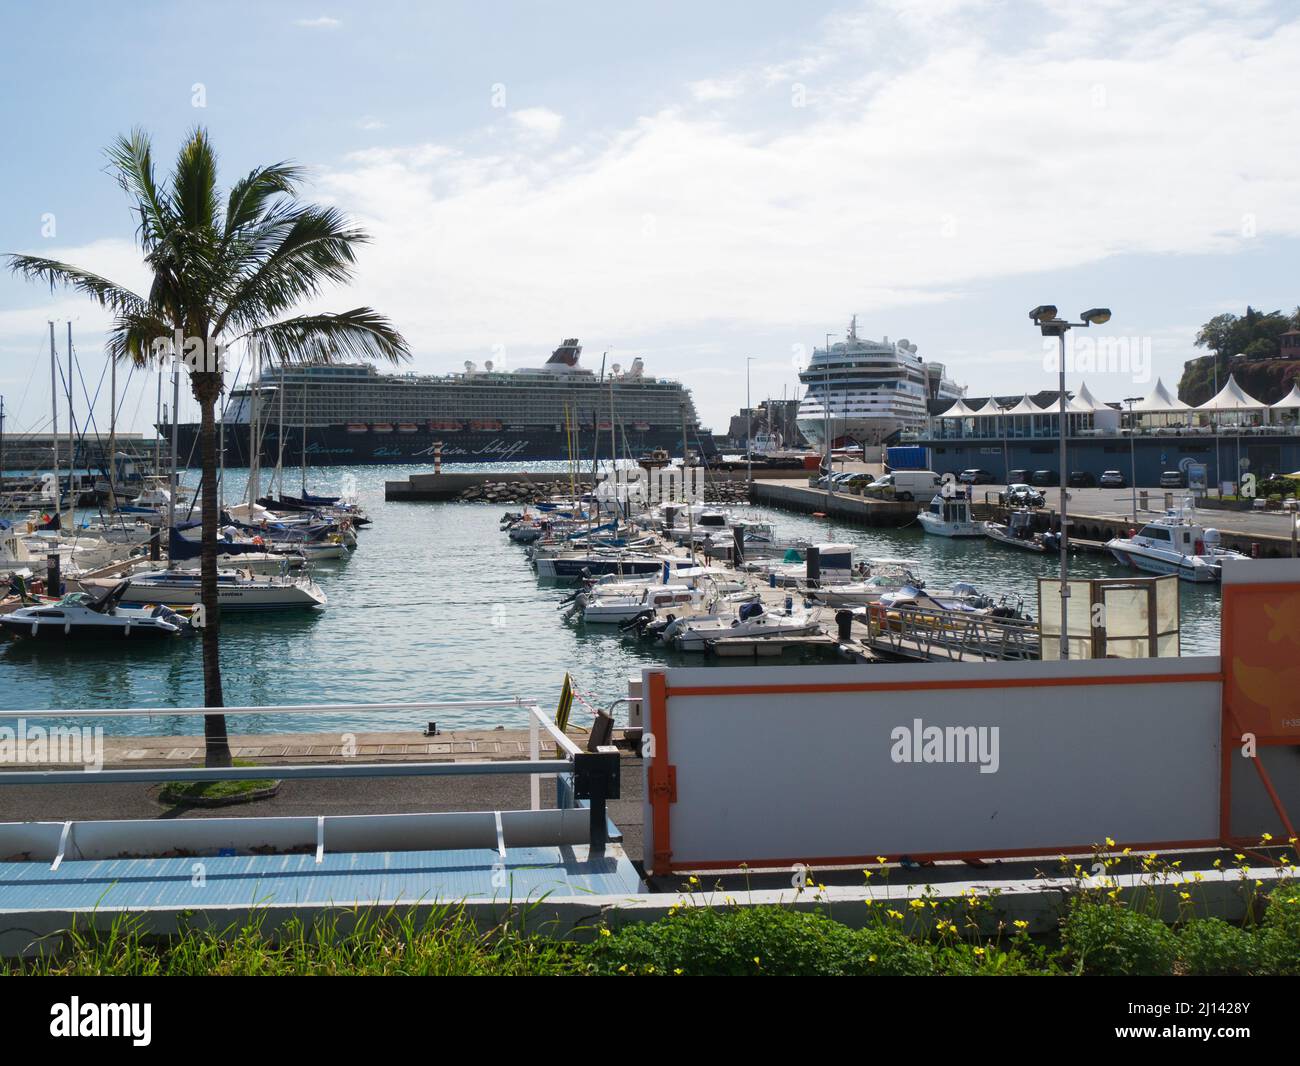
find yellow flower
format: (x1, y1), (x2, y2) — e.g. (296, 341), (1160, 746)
(753, 956), (761, 966)
(887, 909), (903, 920)
(599, 927), (611, 937)
(688, 875), (699, 884)
(876, 856), (887, 865)
(1013, 920), (1028, 930)
(1179, 892), (1191, 900)
(973, 947), (985, 956)
(1105, 837), (1116, 848)
(674, 968), (683, 975)
(1262, 832), (1274, 843)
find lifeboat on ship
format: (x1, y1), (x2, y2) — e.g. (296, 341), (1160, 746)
(471, 420), (503, 432)
(371, 423), (394, 433)
(346, 423), (368, 434)
(397, 423), (419, 433)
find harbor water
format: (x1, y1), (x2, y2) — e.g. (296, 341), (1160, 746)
(0, 464), (1224, 734)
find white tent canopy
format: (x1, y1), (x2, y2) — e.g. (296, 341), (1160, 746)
(1000, 394), (1046, 416)
(1133, 378), (1190, 414)
(937, 398), (982, 418)
(1198, 374), (1265, 411)
(1271, 382), (1300, 409)
(1064, 381), (1109, 413)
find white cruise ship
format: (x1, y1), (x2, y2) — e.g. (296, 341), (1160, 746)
(797, 317), (963, 448)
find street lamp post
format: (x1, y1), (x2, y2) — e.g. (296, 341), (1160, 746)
(1124, 396), (1141, 521)
(1029, 305), (1112, 660)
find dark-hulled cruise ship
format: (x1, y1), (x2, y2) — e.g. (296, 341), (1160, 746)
(172, 339), (714, 466)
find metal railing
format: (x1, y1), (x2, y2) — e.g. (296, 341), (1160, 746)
(0, 698), (622, 857)
(866, 606), (1040, 662)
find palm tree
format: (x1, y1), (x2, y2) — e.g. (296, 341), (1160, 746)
(6, 128), (409, 766)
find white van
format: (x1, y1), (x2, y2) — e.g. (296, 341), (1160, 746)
(865, 470), (941, 502)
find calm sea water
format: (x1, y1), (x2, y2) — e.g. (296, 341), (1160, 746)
(0, 464), (1223, 734)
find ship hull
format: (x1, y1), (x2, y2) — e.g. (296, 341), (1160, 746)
(170, 424), (715, 467)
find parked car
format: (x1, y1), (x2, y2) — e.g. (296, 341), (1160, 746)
(958, 468), (996, 485)
(1099, 470), (1127, 488)
(1008, 469), (1032, 484)
(841, 473), (875, 492)
(1005, 483), (1045, 507)
(1159, 469), (1185, 488)
(1068, 471), (1096, 487)
(1030, 469), (1059, 486)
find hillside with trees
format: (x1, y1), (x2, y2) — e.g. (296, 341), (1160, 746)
(1178, 306), (1300, 405)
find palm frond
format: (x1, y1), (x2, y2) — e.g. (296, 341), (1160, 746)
(4, 254), (148, 315)
(214, 206), (370, 334)
(172, 127), (221, 233)
(238, 308), (410, 366)
(104, 309), (178, 368)
(224, 161), (306, 237)
(105, 128), (174, 251)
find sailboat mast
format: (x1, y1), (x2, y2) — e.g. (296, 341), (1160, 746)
(108, 350), (117, 505)
(248, 341), (261, 505)
(154, 371), (162, 477)
(49, 321), (60, 519)
(301, 384), (308, 496)
(66, 321), (74, 527)
(167, 360), (179, 550)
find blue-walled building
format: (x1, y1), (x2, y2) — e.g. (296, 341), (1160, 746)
(907, 375), (1300, 487)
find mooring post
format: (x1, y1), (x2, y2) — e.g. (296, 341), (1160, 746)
(573, 747), (621, 858)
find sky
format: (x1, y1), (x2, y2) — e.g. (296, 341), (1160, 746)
(2, 0), (1300, 436)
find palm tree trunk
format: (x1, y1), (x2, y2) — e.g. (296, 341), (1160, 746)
(196, 381), (232, 767)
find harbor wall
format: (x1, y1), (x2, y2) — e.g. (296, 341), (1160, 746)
(385, 469), (807, 501)
(750, 481), (920, 526)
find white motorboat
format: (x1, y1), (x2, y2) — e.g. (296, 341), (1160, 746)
(876, 583), (1028, 620)
(983, 510), (1059, 553)
(0, 582), (191, 641)
(803, 559), (922, 607)
(582, 584), (717, 625)
(917, 491), (983, 537)
(670, 601), (823, 653)
(1105, 505), (1246, 583)
(85, 568), (327, 611)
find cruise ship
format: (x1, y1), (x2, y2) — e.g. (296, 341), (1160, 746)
(796, 317), (964, 448)
(171, 340), (712, 466)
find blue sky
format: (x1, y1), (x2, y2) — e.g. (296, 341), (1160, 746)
(3, 0), (1299, 434)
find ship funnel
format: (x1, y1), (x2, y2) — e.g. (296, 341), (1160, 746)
(629, 358), (645, 378)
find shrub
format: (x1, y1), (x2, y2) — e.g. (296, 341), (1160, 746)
(1258, 882), (1300, 975)
(586, 906), (932, 976)
(1177, 919), (1259, 976)
(1061, 900), (1177, 976)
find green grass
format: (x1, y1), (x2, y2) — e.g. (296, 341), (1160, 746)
(5, 882), (1298, 976)
(158, 759), (278, 806)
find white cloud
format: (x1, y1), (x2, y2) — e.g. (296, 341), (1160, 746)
(689, 77), (744, 102)
(508, 107), (564, 140)
(295, 15), (341, 29)
(357, 116), (387, 131)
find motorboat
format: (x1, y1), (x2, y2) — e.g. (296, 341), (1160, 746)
(1105, 505), (1247, 583)
(669, 601), (823, 653)
(803, 558), (923, 607)
(0, 581), (191, 640)
(581, 584), (717, 625)
(917, 490), (983, 537)
(983, 510), (1059, 553)
(85, 568), (327, 611)
(876, 583), (1028, 620)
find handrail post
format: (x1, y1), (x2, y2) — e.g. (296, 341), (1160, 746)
(573, 747), (620, 858)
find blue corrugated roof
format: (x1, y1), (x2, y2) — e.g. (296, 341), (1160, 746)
(0, 846), (641, 911)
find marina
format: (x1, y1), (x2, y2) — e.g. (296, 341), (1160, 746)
(2, 0), (1300, 1001)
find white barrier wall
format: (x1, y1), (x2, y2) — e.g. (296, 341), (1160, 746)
(643, 657), (1224, 873)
